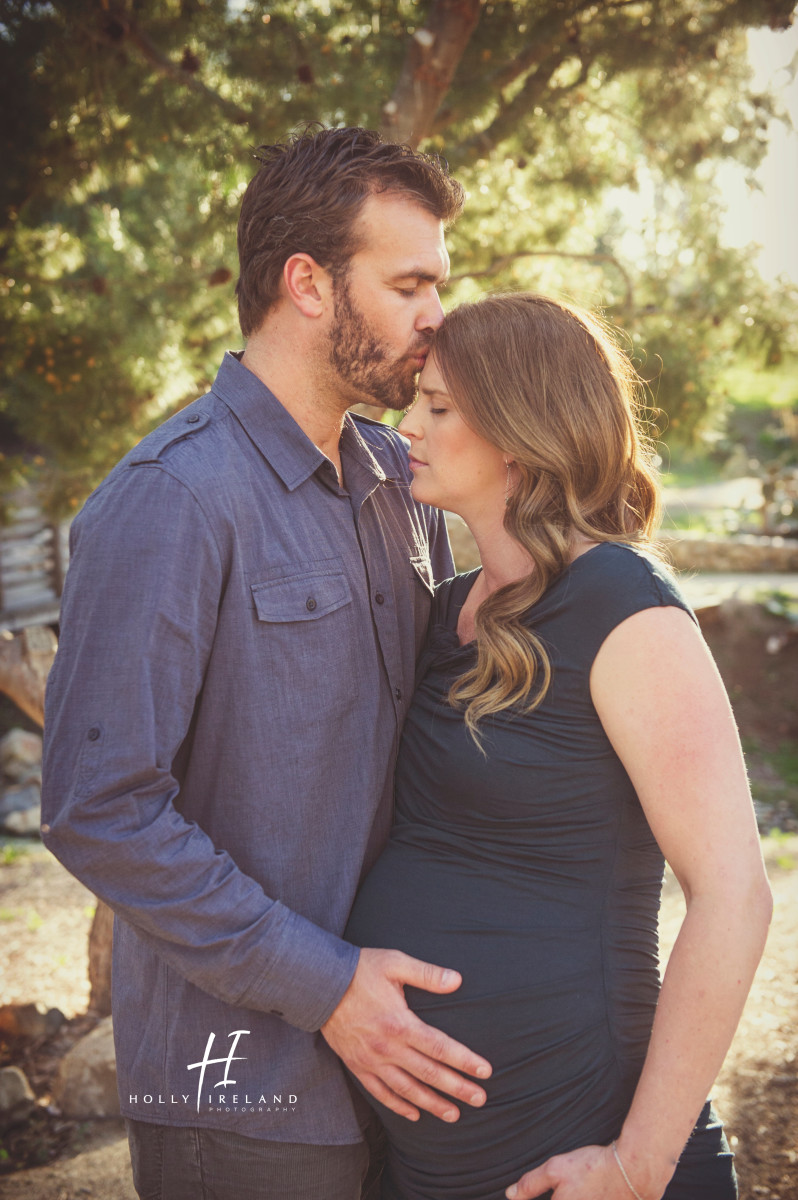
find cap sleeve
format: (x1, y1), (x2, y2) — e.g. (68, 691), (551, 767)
(543, 543), (697, 674)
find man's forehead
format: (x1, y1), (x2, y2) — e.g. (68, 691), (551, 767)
(354, 193), (448, 262)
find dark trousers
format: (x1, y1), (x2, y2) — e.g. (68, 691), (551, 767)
(126, 1117), (385, 1200)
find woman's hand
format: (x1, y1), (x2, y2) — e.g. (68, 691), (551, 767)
(506, 1143), (656, 1200)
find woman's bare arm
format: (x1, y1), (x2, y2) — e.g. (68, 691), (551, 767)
(508, 605), (772, 1200)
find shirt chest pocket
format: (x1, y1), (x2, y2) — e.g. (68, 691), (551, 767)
(251, 568), (353, 623)
(249, 566), (358, 706)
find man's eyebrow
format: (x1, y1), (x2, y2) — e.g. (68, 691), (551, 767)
(389, 269), (450, 285)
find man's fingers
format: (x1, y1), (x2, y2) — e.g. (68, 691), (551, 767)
(404, 1007), (492, 1082)
(397, 1043), (488, 1107)
(320, 946), (492, 1122)
(374, 1064), (462, 1123)
(355, 1069), (420, 1122)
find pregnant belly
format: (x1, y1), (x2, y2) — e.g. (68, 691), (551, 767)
(344, 842), (632, 1199)
(345, 840), (615, 1077)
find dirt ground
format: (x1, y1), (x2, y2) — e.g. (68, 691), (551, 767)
(0, 600), (797, 1198)
(0, 841), (796, 1199)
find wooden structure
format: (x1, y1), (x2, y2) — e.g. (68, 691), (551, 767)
(0, 491), (70, 631)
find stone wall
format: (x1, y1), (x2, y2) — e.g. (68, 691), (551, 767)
(444, 514), (798, 574)
(659, 531), (798, 573)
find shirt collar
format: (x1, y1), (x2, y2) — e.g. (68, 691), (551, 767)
(340, 415), (391, 484)
(211, 352), (324, 492)
(212, 351), (390, 492)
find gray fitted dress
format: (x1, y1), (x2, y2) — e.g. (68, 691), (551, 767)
(345, 543), (737, 1200)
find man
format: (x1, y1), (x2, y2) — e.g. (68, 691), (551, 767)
(41, 126), (491, 1199)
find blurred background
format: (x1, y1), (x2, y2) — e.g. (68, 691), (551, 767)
(0, 4), (798, 1195)
(0, 0), (796, 518)
(5, 0), (796, 764)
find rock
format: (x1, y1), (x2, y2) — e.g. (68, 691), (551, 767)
(0, 1066), (36, 1131)
(3, 802), (42, 836)
(0, 782), (42, 835)
(0, 781), (41, 816)
(0, 1003), (65, 1040)
(52, 1016), (120, 1119)
(0, 729), (43, 782)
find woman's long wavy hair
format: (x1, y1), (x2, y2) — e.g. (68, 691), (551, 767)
(431, 293), (663, 739)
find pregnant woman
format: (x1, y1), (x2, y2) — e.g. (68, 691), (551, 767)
(343, 294), (772, 1200)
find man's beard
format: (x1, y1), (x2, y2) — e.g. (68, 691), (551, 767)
(328, 274), (428, 411)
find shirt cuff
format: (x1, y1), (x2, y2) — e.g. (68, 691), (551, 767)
(242, 902), (360, 1032)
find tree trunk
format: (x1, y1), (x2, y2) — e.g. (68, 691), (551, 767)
(380, 0), (481, 148)
(0, 623), (114, 1014)
(88, 901), (114, 1016)
(0, 625), (57, 727)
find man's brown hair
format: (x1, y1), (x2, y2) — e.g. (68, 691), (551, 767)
(235, 124), (464, 338)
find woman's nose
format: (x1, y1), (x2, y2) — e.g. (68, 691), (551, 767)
(398, 409), (421, 440)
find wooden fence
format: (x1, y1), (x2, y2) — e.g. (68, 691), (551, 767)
(0, 491), (70, 631)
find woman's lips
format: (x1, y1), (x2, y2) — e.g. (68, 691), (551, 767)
(408, 456), (428, 470)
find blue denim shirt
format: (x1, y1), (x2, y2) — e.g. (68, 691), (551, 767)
(41, 351), (453, 1144)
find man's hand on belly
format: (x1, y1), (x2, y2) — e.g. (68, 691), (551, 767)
(320, 947), (492, 1122)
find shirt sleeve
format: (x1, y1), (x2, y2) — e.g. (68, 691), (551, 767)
(41, 463), (358, 1032)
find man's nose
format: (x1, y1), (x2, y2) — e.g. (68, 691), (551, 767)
(417, 288), (445, 333)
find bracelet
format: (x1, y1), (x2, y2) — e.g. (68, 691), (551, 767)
(611, 1141), (645, 1200)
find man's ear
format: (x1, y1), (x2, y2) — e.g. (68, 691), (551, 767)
(282, 253), (332, 318)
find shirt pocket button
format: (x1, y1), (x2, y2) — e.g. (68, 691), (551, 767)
(305, 597), (317, 612)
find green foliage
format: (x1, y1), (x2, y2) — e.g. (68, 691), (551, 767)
(25, 907), (43, 932)
(719, 356), (798, 409)
(1, 841), (29, 865)
(758, 587), (798, 624)
(773, 743), (798, 785)
(1, 0), (797, 511)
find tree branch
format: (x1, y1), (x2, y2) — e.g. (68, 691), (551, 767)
(450, 249), (634, 310)
(380, 0), (482, 149)
(83, 9), (251, 126)
(454, 48), (568, 162)
(429, 0), (598, 138)
(430, 39), (555, 137)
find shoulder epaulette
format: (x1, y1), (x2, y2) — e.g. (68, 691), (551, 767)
(127, 407), (211, 465)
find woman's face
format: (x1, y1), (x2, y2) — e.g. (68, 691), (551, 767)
(398, 355), (507, 521)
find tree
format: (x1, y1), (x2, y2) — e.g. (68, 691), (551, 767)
(1, 0), (796, 513)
